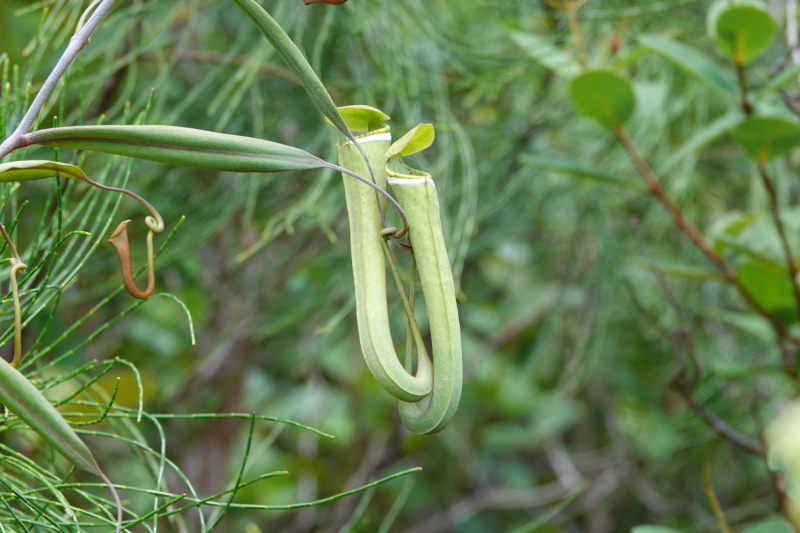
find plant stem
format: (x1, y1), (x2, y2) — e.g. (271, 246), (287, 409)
(736, 63), (752, 115)
(0, 0), (117, 160)
(758, 164), (800, 324)
(703, 463), (732, 533)
(615, 127), (800, 350)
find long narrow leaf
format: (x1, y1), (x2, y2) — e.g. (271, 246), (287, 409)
(757, 63), (800, 100)
(229, 0), (352, 141)
(657, 108), (744, 174)
(639, 34), (738, 100)
(0, 356), (122, 531)
(25, 125), (325, 172)
(23, 125), (410, 229)
(0, 358), (98, 473)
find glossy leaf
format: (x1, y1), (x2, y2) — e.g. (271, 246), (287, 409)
(385, 124), (435, 159)
(639, 34), (738, 99)
(733, 118), (800, 162)
(25, 125), (326, 172)
(569, 70), (635, 129)
(707, 0), (777, 64)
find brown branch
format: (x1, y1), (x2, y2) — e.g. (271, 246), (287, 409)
(736, 63), (753, 115)
(615, 127), (800, 352)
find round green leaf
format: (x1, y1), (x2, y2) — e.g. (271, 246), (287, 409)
(569, 70), (635, 130)
(385, 124), (435, 159)
(326, 105), (390, 131)
(707, 0), (776, 64)
(733, 118), (800, 162)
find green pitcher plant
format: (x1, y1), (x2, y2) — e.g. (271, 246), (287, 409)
(335, 106), (462, 434)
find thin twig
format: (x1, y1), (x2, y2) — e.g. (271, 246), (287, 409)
(0, 0), (117, 160)
(673, 385), (764, 456)
(703, 462), (731, 533)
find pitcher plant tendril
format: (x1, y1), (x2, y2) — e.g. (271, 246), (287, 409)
(0, 159), (165, 300)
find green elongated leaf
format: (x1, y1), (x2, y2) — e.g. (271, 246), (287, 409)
(385, 124), (435, 159)
(569, 70), (635, 129)
(639, 34), (738, 99)
(657, 108), (744, 174)
(229, 0), (353, 142)
(0, 159), (91, 182)
(741, 518), (795, 533)
(329, 105), (390, 132)
(733, 118), (800, 162)
(0, 357), (122, 530)
(699, 307), (774, 341)
(25, 125), (325, 172)
(519, 154), (646, 192)
(757, 63), (800, 100)
(510, 31), (577, 79)
(707, 0), (777, 65)
(0, 357), (99, 473)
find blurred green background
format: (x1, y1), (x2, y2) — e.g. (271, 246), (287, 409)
(1, 0), (797, 531)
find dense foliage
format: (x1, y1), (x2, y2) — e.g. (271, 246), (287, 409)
(2, 0), (800, 531)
